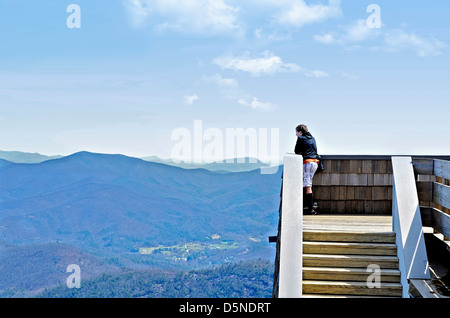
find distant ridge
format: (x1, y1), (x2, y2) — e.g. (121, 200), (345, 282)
(0, 150), (62, 163)
(141, 155), (277, 173)
(0, 158), (12, 167)
(0, 150), (280, 172)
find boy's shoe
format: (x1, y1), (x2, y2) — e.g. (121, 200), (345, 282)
(310, 202), (319, 214)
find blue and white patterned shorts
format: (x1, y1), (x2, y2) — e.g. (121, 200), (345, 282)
(303, 162), (318, 187)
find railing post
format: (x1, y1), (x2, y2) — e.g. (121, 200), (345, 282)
(391, 156), (430, 298)
(278, 154), (303, 298)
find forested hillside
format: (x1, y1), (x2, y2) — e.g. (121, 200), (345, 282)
(0, 151), (281, 297)
(37, 260), (273, 298)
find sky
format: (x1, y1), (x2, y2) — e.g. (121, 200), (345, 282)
(0, 0), (449, 162)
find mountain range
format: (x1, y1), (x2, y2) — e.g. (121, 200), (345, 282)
(0, 150), (274, 173)
(0, 150), (63, 164)
(141, 155), (276, 173)
(0, 151), (282, 296)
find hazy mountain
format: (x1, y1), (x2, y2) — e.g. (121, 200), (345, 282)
(0, 159), (12, 168)
(0, 152), (282, 272)
(0, 150), (62, 164)
(0, 150), (277, 172)
(141, 155), (277, 173)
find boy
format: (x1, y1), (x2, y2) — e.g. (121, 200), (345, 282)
(294, 124), (319, 215)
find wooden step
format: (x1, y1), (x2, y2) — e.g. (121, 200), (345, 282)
(303, 241), (397, 256)
(303, 280), (402, 297)
(303, 254), (399, 269)
(303, 267), (401, 282)
(304, 230), (396, 243)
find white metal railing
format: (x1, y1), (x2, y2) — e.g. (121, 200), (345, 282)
(278, 154), (303, 298)
(391, 156), (430, 298)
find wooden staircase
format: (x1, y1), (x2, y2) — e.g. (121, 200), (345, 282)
(302, 230), (403, 298)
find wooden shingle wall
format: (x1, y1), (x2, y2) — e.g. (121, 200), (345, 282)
(312, 156), (393, 214)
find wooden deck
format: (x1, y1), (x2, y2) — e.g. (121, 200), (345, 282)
(303, 214), (450, 298)
(303, 214), (393, 233)
(274, 156), (450, 298)
(301, 214), (401, 297)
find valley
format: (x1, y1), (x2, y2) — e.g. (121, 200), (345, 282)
(0, 151), (282, 297)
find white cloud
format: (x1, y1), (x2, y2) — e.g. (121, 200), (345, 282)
(213, 51), (329, 79)
(314, 19), (447, 57)
(183, 94), (199, 105)
(384, 29), (447, 57)
(203, 74), (240, 101)
(124, 0), (152, 27)
(124, 0), (241, 35)
(338, 71), (359, 80)
(253, 28), (292, 43)
(304, 70), (329, 78)
(213, 51), (301, 76)
(203, 73), (242, 101)
(314, 19), (380, 45)
(123, 0), (343, 37)
(203, 73), (238, 89)
(275, 0), (341, 28)
(238, 97), (277, 111)
(313, 33), (336, 45)
(204, 74), (276, 111)
(344, 19), (378, 42)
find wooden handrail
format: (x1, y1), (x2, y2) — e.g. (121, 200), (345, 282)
(434, 159), (450, 181)
(420, 207), (450, 239)
(412, 158), (450, 238)
(391, 156), (430, 298)
(433, 182), (450, 211)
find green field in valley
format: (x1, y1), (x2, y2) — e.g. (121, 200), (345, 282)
(139, 241), (239, 262)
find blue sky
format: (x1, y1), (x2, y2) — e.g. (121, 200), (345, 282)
(0, 0), (449, 160)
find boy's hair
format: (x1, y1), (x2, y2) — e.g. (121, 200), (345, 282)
(296, 124), (308, 134)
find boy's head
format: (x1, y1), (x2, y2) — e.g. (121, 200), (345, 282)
(296, 124), (308, 135)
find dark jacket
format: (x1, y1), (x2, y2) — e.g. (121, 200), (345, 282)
(294, 132), (318, 160)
